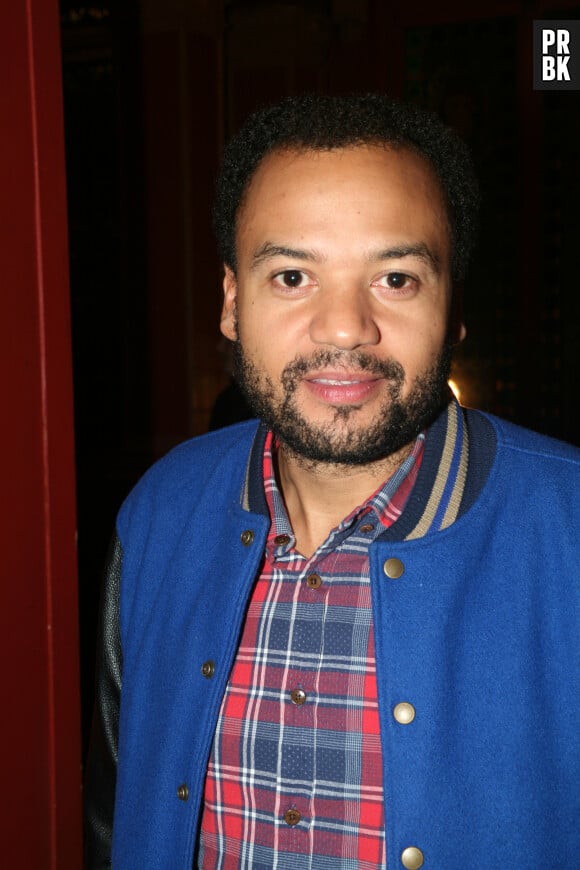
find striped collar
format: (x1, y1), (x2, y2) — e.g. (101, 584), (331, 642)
(404, 397), (469, 539)
(241, 398), (474, 543)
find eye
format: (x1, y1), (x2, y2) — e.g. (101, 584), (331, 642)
(372, 271), (418, 295)
(390, 273), (408, 288)
(271, 269), (317, 295)
(384, 272), (412, 289)
(273, 269), (309, 288)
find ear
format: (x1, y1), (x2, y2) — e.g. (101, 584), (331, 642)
(220, 266), (238, 341)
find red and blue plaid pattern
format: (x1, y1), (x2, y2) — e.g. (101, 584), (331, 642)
(199, 433), (424, 868)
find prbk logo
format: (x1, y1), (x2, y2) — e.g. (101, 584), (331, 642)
(534, 21), (580, 90)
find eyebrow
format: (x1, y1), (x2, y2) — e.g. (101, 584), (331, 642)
(369, 244), (442, 275)
(250, 240), (442, 275)
(250, 242), (321, 271)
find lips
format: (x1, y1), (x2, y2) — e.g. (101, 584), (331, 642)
(311, 377), (369, 385)
(304, 371), (383, 404)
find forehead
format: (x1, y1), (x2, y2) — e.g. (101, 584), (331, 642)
(236, 144), (451, 258)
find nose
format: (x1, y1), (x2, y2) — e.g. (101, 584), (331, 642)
(309, 286), (380, 350)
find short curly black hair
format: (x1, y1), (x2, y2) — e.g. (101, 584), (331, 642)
(213, 93), (479, 283)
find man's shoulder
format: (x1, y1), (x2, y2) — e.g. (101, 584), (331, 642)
(153, 418), (260, 478)
(480, 410), (580, 467)
(463, 407), (580, 510)
(118, 419), (260, 525)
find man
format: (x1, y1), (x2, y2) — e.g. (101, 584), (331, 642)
(85, 94), (579, 869)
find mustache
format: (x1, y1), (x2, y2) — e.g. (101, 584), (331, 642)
(280, 349), (405, 392)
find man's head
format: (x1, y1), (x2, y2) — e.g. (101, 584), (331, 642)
(214, 95), (479, 466)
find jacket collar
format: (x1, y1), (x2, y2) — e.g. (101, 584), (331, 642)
(240, 399), (496, 543)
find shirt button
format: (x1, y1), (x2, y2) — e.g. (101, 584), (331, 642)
(290, 688), (307, 705)
(360, 523), (374, 533)
(201, 659), (215, 678)
(306, 573), (322, 589)
(284, 808), (301, 826)
(240, 529), (255, 546)
(393, 702), (416, 724)
(274, 534), (290, 546)
(176, 784), (189, 801)
(383, 557), (404, 579)
(401, 846), (424, 869)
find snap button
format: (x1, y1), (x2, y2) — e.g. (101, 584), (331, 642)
(284, 808), (301, 826)
(290, 688), (307, 705)
(201, 659), (215, 678)
(274, 534), (290, 546)
(393, 702), (416, 724)
(401, 846), (424, 869)
(241, 529), (255, 546)
(306, 573), (322, 589)
(383, 557), (404, 579)
(177, 784), (189, 801)
(359, 523), (374, 533)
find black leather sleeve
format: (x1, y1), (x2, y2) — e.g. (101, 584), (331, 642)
(83, 536), (123, 869)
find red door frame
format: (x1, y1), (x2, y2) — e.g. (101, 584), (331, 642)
(0, 1), (82, 866)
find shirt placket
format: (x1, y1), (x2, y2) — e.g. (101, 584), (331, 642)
(269, 519), (368, 848)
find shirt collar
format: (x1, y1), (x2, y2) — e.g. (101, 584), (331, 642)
(261, 430), (425, 557)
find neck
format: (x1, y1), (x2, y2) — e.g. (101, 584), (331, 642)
(275, 441), (413, 558)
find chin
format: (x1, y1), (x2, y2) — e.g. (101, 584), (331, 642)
(232, 340), (453, 466)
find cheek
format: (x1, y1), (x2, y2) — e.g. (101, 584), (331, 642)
(386, 317), (444, 354)
(237, 322), (287, 379)
(236, 306), (261, 349)
(390, 321), (447, 380)
(237, 301), (300, 361)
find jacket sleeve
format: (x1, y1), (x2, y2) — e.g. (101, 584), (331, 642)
(83, 535), (123, 869)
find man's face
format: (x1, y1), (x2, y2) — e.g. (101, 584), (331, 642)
(221, 145), (455, 465)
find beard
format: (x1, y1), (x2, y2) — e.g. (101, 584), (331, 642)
(232, 341), (453, 466)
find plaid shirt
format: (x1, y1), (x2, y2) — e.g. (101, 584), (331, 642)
(199, 432), (424, 868)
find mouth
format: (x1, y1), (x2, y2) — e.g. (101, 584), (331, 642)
(303, 371), (384, 405)
(310, 377), (372, 385)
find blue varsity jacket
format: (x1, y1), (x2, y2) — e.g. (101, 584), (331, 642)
(84, 402), (580, 869)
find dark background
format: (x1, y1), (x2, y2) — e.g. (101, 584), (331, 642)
(59, 0), (580, 752)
